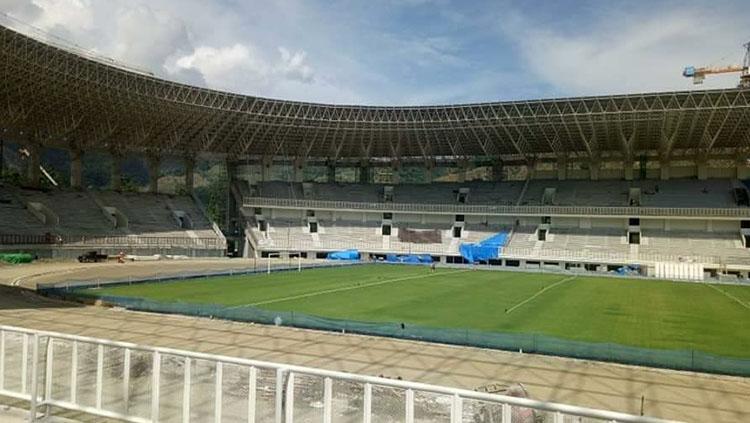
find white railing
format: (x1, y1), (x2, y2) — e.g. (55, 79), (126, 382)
(0, 325), (678, 423)
(62, 235), (226, 250)
(243, 196), (750, 219)
(0, 234), (227, 250)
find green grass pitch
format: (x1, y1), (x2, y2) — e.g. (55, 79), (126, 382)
(83, 264), (750, 358)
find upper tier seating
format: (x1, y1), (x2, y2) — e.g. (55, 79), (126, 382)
(521, 180), (631, 206)
(259, 181), (303, 199)
(637, 179), (734, 208)
(254, 179), (744, 208)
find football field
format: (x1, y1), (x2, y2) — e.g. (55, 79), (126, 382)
(81, 264), (750, 358)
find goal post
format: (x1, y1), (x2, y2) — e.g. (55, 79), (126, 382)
(265, 252), (303, 274)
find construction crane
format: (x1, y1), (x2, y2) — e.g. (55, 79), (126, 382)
(682, 41), (750, 88)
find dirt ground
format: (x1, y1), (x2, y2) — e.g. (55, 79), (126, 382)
(0, 259), (748, 422)
(0, 257), (312, 289)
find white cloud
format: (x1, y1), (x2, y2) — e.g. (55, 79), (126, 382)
(174, 44), (268, 88)
(277, 47), (314, 83)
(498, 6), (746, 96)
(112, 5), (192, 73)
(172, 43), (315, 94)
(3, 0), (745, 105)
(30, 0), (94, 32)
(2, 0), (323, 99)
(391, 36), (467, 68)
(0, 0), (43, 22)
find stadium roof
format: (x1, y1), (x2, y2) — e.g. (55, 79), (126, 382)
(2, 23), (750, 162)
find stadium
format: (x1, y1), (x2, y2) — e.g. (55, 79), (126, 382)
(0, 9), (749, 423)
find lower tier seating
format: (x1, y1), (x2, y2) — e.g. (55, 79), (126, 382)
(248, 215), (750, 265)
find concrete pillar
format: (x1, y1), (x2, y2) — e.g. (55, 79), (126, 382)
(696, 157), (709, 180)
(659, 159), (670, 180)
(589, 154), (600, 181)
(425, 160), (436, 183)
(456, 159), (468, 183)
(25, 142), (41, 188)
(526, 162), (536, 180)
(327, 163), (336, 183)
(491, 159), (503, 181)
(736, 156), (750, 179)
(70, 149), (83, 189)
(293, 157), (305, 182)
(147, 155), (161, 193)
(111, 153), (123, 191)
(184, 156), (195, 194)
(226, 160), (237, 183)
(226, 160), (238, 232)
(623, 159), (634, 181)
(557, 155), (568, 181)
(261, 156), (273, 181)
(358, 160), (370, 184)
(390, 160), (401, 184)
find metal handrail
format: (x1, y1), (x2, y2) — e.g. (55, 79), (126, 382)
(0, 233), (227, 249)
(0, 324), (679, 423)
(243, 196), (750, 218)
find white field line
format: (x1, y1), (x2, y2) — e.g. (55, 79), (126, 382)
(238, 269), (472, 307)
(505, 275), (577, 314)
(704, 283), (750, 310)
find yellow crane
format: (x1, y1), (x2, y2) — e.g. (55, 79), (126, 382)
(683, 41), (750, 88)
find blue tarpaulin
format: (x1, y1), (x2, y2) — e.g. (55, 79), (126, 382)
(327, 249), (360, 260)
(615, 265), (641, 276)
(386, 254), (433, 264)
(459, 231), (509, 263)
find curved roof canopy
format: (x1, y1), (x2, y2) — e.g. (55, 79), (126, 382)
(2, 24), (750, 162)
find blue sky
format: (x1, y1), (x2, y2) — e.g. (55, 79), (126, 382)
(1, 0), (748, 105)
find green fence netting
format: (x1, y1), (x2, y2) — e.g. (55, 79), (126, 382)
(0, 253), (34, 264)
(48, 289), (750, 378)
